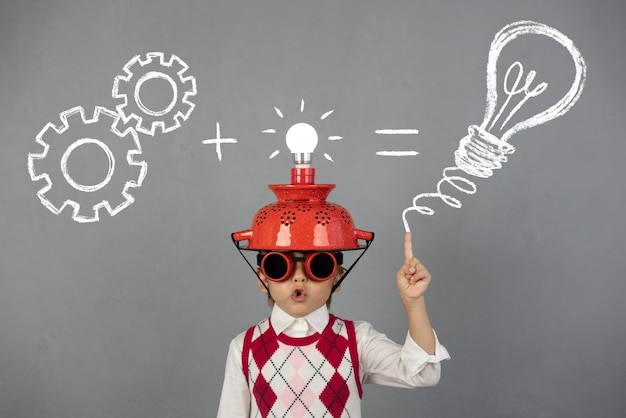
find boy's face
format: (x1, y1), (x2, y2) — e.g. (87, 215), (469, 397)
(257, 251), (341, 318)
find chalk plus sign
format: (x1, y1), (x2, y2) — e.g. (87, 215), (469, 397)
(202, 122), (237, 161)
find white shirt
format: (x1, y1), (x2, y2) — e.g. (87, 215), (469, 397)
(216, 305), (450, 417)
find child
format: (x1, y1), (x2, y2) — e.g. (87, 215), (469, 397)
(217, 163), (449, 417)
(218, 233), (449, 418)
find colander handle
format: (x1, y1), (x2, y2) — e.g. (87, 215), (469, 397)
(232, 229), (253, 244)
(354, 229), (374, 243)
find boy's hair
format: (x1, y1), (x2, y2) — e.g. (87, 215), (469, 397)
(263, 266), (346, 309)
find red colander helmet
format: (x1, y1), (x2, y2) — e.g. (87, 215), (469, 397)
(232, 168), (373, 251)
(231, 167), (374, 293)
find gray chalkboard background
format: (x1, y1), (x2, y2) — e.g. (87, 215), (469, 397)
(2, 1), (625, 417)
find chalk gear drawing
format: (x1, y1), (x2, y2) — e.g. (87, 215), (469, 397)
(28, 106), (148, 223)
(113, 52), (197, 136)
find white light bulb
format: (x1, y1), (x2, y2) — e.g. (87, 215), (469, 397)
(285, 122), (318, 166)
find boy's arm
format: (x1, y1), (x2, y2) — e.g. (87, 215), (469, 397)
(356, 320), (448, 388)
(396, 232), (436, 355)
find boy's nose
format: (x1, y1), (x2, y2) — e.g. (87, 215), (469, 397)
(291, 261), (308, 282)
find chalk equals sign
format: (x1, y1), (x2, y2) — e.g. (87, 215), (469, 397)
(375, 129), (420, 156)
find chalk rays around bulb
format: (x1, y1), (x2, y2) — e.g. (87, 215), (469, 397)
(262, 99), (342, 163)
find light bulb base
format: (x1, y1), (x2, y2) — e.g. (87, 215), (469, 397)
(291, 152), (314, 166)
(454, 125), (516, 178)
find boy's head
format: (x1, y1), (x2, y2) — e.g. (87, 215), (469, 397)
(255, 251), (346, 316)
(231, 166), (374, 314)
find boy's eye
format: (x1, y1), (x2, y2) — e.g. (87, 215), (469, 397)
(308, 252), (336, 279)
(263, 253), (290, 280)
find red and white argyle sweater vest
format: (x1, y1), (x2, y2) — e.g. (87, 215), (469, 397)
(242, 314), (363, 418)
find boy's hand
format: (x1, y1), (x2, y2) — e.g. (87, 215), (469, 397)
(396, 232), (431, 301)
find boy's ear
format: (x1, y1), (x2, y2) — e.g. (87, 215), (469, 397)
(332, 268), (345, 293)
(256, 269), (269, 294)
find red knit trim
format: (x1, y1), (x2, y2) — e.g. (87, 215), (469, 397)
(276, 332), (321, 346)
(345, 319), (363, 398)
(241, 325), (255, 384)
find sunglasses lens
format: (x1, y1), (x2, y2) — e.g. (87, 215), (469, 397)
(262, 253), (290, 281)
(308, 252), (337, 281)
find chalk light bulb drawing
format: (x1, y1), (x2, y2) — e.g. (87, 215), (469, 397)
(402, 20), (587, 232)
(286, 122), (319, 166)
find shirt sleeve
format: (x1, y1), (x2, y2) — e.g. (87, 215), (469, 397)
(355, 321), (450, 388)
(216, 332), (250, 418)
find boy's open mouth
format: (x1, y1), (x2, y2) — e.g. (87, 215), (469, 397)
(292, 289), (306, 302)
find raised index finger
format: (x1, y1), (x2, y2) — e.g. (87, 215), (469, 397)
(404, 231), (413, 262)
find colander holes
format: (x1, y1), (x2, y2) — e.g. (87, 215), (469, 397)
(271, 204), (287, 212)
(280, 211), (297, 225)
(255, 210), (269, 225)
(315, 211), (331, 226)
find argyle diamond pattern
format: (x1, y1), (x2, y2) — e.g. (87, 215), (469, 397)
(244, 316), (360, 418)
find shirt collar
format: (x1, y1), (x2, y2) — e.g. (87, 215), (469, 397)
(270, 304), (330, 335)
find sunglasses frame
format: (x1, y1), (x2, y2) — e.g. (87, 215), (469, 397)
(257, 251), (344, 282)
(231, 232), (374, 294)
